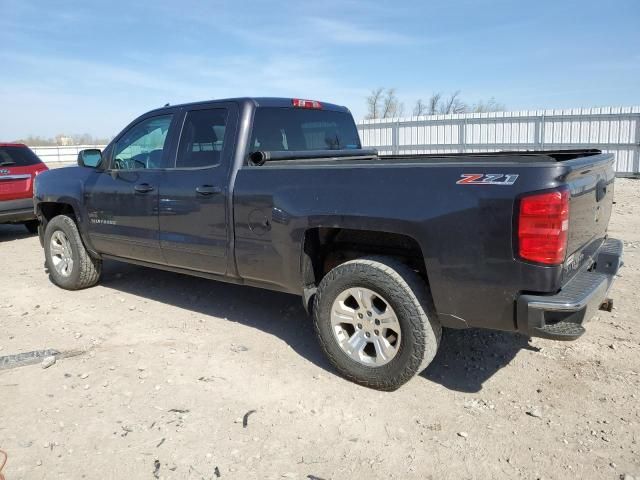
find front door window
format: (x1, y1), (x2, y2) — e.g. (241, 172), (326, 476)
(113, 115), (173, 170)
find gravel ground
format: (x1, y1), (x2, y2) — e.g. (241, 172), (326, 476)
(0, 179), (638, 480)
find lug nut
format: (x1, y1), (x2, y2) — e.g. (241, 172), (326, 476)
(358, 313), (363, 319)
(374, 319), (380, 325)
(367, 311), (372, 317)
(357, 323), (362, 329)
(374, 329), (379, 335)
(365, 332), (371, 338)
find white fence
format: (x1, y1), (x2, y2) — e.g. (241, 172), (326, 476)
(357, 106), (640, 175)
(32, 145), (106, 168)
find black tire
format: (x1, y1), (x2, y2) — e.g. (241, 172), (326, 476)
(313, 256), (441, 391)
(44, 215), (102, 290)
(24, 220), (39, 234)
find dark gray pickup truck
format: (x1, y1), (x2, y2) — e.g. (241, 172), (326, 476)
(33, 97), (623, 390)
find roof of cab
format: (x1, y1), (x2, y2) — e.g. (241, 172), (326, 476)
(146, 97), (351, 115)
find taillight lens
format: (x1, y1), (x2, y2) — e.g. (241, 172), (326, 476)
(517, 188), (570, 265)
(292, 98), (322, 109)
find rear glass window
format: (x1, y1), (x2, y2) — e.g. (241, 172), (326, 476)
(250, 108), (361, 152)
(0, 146), (42, 167)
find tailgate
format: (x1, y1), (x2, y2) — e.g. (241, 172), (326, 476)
(0, 166), (34, 201)
(563, 153), (615, 281)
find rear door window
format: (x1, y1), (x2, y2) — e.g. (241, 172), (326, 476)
(0, 146), (42, 167)
(250, 108), (361, 152)
(175, 108), (228, 168)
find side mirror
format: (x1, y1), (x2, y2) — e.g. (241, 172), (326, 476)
(77, 149), (103, 168)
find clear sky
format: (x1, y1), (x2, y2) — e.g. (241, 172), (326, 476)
(1, 0), (639, 139)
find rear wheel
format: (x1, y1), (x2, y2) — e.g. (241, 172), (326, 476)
(24, 220), (39, 234)
(44, 215), (102, 290)
(313, 256), (441, 391)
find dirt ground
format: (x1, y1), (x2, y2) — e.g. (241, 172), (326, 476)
(0, 179), (638, 480)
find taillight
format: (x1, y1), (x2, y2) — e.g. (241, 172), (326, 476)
(517, 188), (570, 265)
(292, 98), (322, 109)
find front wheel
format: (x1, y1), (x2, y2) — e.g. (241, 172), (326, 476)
(44, 215), (102, 290)
(313, 256), (441, 391)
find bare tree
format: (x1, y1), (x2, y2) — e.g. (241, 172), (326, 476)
(14, 135), (56, 146)
(367, 88), (404, 119)
(415, 93), (443, 115)
(439, 91), (467, 114)
(428, 93), (442, 115)
(375, 89), (505, 119)
(365, 87), (385, 119)
(14, 134), (112, 146)
(381, 88), (402, 118)
(472, 97), (506, 113)
(71, 133), (96, 145)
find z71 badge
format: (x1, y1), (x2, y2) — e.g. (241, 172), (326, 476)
(456, 173), (519, 185)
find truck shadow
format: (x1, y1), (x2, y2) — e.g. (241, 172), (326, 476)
(99, 260), (331, 368)
(98, 260), (531, 393)
(420, 328), (532, 393)
(0, 224), (34, 243)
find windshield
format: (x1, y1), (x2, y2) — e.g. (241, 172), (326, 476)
(0, 146), (42, 166)
(250, 107), (361, 152)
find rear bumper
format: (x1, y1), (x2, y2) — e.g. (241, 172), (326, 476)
(0, 198), (35, 223)
(517, 238), (623, 340)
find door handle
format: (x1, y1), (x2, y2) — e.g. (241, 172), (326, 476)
(134, 183), (154, 193)
(196, 185), (222, 196)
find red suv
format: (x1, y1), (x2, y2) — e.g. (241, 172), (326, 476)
(0, 143), (48, 233)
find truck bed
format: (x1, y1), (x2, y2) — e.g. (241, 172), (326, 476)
(236, 148), (616, 334)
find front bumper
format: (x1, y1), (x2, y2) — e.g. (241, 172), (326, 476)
(517, 238), (623, 340)
(0, 198), (35, 223)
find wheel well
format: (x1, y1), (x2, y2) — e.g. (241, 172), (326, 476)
(302, 228), (427, 288)
(38, 202), (76, 226)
